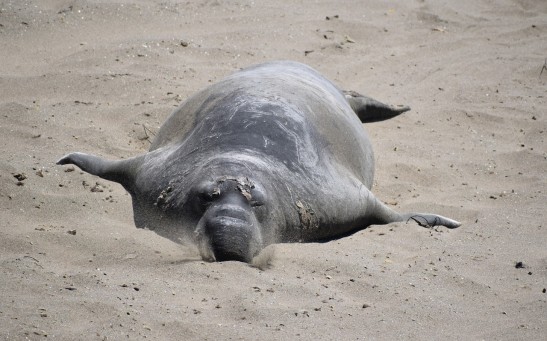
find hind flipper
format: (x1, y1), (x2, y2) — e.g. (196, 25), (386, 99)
(344, 90), (410, 123)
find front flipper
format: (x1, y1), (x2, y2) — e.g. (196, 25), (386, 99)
(401, 213), (461, 229)
(344, 90), (410, 123)
(367, 194), (461, 229)
(57, 152), (143, 190)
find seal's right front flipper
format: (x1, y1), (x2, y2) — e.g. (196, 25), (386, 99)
(57, 152), (141, 190)
(344, 90), (410, 123)
(365, 194), (461, 229)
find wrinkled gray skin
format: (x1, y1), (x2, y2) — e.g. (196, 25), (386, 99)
(58, 61), (460, 263)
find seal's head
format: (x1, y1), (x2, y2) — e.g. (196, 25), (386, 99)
(192, 176), (268, 262)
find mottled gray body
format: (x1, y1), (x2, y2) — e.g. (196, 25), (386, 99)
(58, 61), (460, 262)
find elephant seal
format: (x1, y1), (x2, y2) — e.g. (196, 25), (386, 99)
(57, 61), (460, 262)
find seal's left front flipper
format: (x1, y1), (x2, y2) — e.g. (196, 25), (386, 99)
(344, 90), (410, 123)
(56, 152), (143, 190)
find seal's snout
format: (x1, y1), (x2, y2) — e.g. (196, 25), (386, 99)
(206, 217), (254, 262)
(203, 204), (262, 262)
(192, 176), (267, 262)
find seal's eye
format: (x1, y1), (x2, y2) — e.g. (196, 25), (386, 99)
(248, 184), (268, 222)
(249, 185), (266, 207)
(208, 187), (221, 199)
(194, 181), (219, 208)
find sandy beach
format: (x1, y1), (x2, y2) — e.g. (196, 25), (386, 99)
(1, 0), (546, 339)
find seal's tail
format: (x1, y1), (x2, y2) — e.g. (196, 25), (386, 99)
(344, 90), (410, 123)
